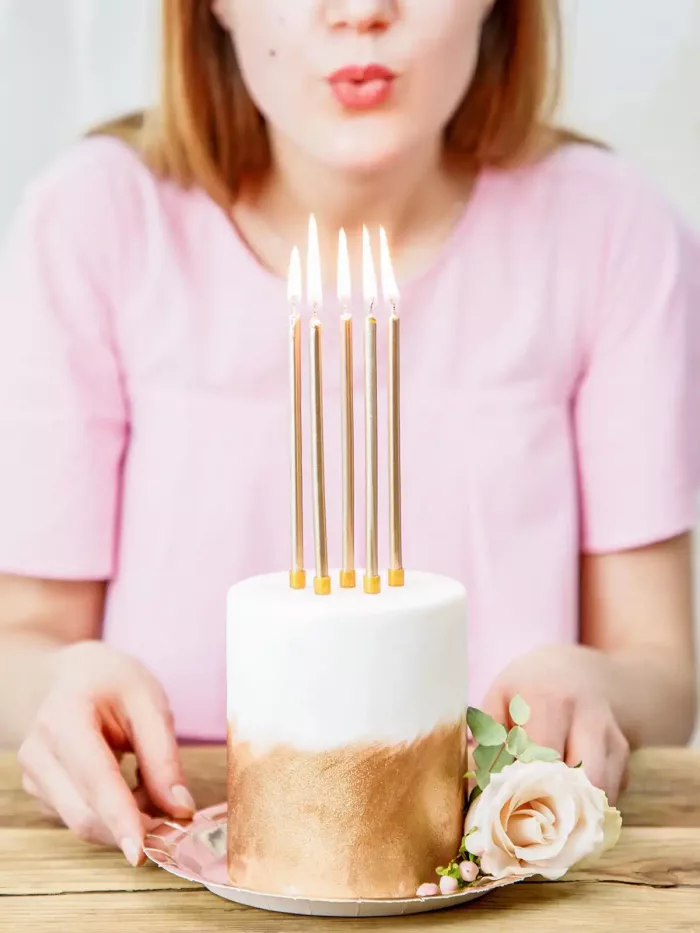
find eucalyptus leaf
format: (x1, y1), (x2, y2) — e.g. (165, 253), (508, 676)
(491, 749), (515, 774)
(509, 695), (531, 726)
(473, 743), (502, 772)
(519, 743), (561, 763)
(506, 725), (530, 757)
(476, 769), (491, 791)
(467, 708), (508, 746)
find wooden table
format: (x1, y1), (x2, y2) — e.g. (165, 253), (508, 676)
(2, 746), (700, 931)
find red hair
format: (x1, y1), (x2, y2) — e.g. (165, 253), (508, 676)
(95, 0), (593, 209)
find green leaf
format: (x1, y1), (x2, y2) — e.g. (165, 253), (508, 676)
(506, 725), (530, 758)
(519, 743), (561, 763)
(467, 708), (507, 746)
(476, 768), (491, 791)
(472, 744), (516, 787)
(436, 861), (461, 881)
(473, 744), (501, 772)
(468, 784), (483, 805)
(491, 750), (516, 774)
(574, 761), (583, 769)
(509, 695), (531, 726)
(464, 770), (477, 781)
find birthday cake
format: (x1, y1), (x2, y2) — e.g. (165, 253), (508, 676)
(225, 219), (470, 900)
(226, 570), (468, 899)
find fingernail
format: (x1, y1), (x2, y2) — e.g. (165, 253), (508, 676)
(121, 837), (142, 868)
(170, 784), (196, 814)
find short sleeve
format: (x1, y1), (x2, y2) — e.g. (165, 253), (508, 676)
(0, 149), (128, 578)
(574, 174), (700, 553)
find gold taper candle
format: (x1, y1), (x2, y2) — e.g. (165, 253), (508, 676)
(307, 215), (330, 595)
(338, 229), (356, 589)
(287, 246), (306, 590)
(362, 226), (380, 595)
(380, 227), (404, 587)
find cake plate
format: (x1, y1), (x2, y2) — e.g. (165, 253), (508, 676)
(143, 803), (521, 918)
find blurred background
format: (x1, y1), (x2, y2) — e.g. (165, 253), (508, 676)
(0, 0), (699, 735)
(1, 0), (699, 238)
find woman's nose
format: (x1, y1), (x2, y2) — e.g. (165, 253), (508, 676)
(324, 0), (399, 33)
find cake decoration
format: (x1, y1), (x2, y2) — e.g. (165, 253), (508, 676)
(415, 695), (622, 896)
(217, 222), (623, 913)
(361, 224), (381, 595)
(286, 218), (402, 595)
(338, 228), (356, 590)
(306, 215), (331, 596)
(286, 245), (305, 591)
(381, 225), (405, 589)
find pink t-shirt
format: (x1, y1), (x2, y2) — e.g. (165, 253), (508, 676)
(0, 137), (698, 741)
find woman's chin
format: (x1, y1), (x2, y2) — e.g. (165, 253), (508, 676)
(298, 124), (426, 176)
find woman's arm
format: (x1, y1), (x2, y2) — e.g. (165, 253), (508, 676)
(482, 533), (697, 802)
(0, 575), (105, 747)
(2, 575), (195, 860)
(579, 531), (697, 749)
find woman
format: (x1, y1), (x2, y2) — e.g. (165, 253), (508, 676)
(0, 0), (697, 869)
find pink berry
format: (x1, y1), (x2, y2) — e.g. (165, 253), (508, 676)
(459, 861), (479, 883)
(416, 883), (440, 898)
(439, 876), (460, 895)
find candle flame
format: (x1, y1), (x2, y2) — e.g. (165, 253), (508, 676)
(379, 226), (399, 308)
(338, 228), (351, 305)
(287, 246), (302, 305)
(307, 214), (322, 309)
(362, 225), (377, 310)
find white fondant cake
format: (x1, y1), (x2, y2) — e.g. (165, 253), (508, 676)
(226, 570), (469, 900)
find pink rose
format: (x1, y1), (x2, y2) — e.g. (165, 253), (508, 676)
(464, 760), (621, 881)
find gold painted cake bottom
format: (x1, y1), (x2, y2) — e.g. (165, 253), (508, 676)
(226, 720), (467, 899)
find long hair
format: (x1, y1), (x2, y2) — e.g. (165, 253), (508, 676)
(94, 0), (592, 209)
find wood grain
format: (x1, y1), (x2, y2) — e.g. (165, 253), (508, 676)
(1, 827), (699, 896)
(1, 885), (699, 933)
(3, 746), (700, 932)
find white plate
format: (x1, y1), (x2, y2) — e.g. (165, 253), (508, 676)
(143, 803), (521, 918)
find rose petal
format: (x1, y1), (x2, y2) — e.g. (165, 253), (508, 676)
(494, 802), (518, 856)
(572, 805), (623, 870)
(508, 813), (546, 847)
(462, 760), (624, 881)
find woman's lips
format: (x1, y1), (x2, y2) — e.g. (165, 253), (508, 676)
(328, 64), (396, 111)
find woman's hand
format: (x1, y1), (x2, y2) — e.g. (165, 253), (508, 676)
(481, 645), (630, 805)
(17, 640), (195, 866)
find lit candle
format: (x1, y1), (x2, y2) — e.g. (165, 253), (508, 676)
(287, 246), (305, 590)
(338, 229), (356, 589)
(363, 226), (380, 595)
(380, 227), (404, 587)
(307, 215), (330, 595)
